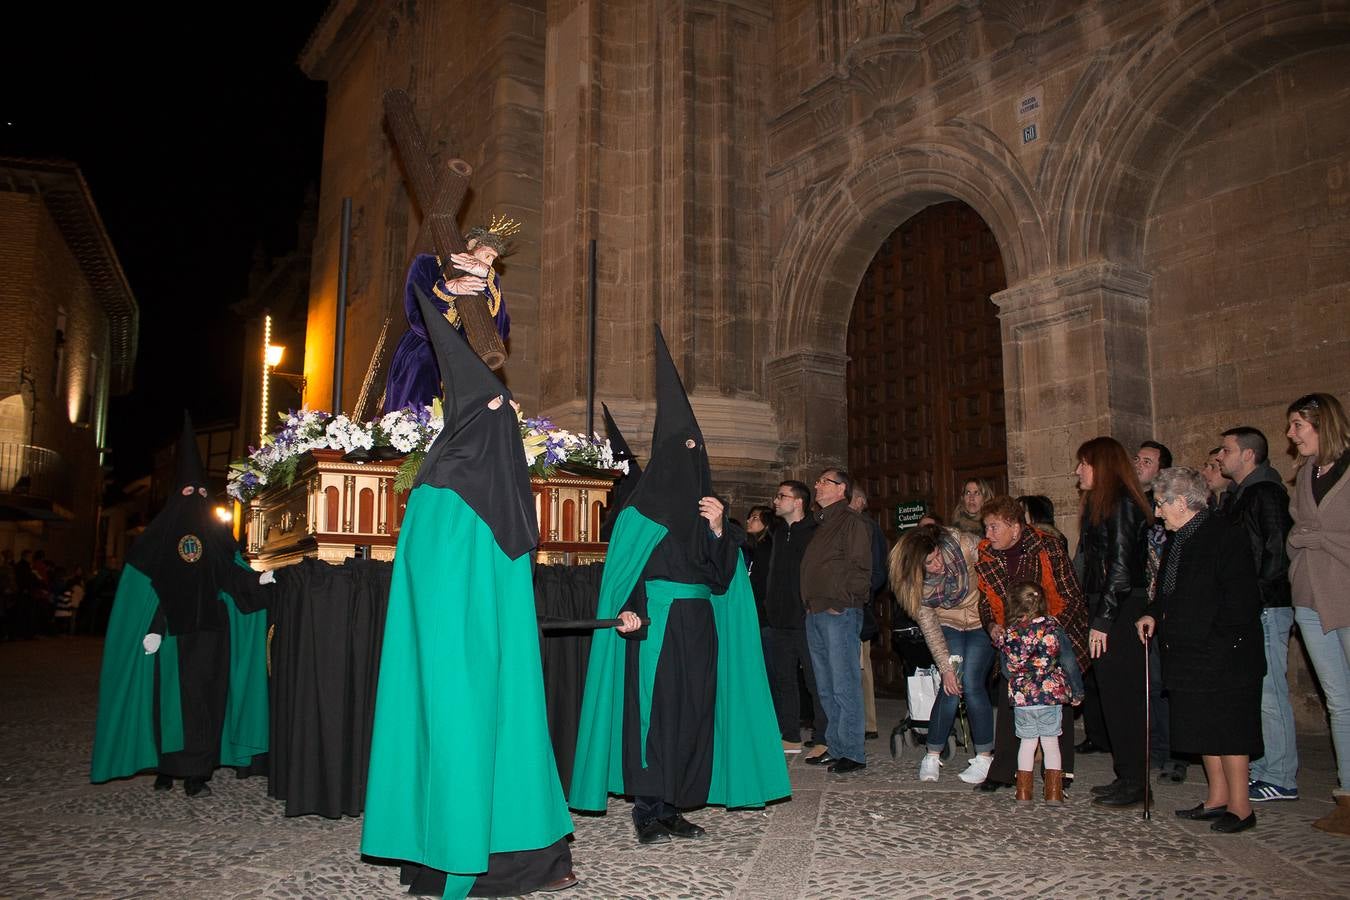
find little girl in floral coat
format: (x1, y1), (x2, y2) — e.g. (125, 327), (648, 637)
(998, 582), (1084, 805)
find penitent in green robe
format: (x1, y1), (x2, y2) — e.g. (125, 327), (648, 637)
(90, 559), (269, 784)
(361, 485), (573, 900)
(569, 505), (790, 812)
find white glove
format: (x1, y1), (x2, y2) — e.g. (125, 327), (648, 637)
(259, 569), (276, 585)
(143, 633), (162, 655)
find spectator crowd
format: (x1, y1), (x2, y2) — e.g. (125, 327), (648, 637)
(0, 549), (120, 640)
(739, 389), (1350, 837)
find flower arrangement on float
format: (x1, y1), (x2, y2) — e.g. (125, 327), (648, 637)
(227, 405), (619, 503)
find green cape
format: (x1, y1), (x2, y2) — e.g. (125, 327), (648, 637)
(90, 558), (269, 783)
(360, 486), (572, 900)
(569, 505), (790, 811)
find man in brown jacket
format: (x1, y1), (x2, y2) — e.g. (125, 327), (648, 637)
(799, 468), (874, 773)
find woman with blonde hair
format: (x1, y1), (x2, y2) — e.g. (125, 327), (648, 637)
(890, 524), (995, 784)
(1286, 392), (1350, 835)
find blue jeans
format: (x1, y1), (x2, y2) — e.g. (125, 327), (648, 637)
(927, 626), (995, 753)
(1295, 605), (1350, 794)
(1250, 607), (1298, 789)
(806, 608), (865, 763)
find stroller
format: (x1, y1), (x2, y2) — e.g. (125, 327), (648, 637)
(889, 612), (970, 761)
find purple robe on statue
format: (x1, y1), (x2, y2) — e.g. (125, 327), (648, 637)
(384, 254), (511, 414)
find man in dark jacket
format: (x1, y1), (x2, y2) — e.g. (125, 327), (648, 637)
(1218, 426), (1298, 802)
(800, 469), (873, 774)
(765, 481), (822, 755)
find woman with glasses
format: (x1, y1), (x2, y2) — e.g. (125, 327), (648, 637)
(1136, 467), (1264, 834)
(1286, 392), (1350, 835)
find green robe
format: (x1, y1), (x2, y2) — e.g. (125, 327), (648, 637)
(90, 559), (269, 783)
(569, 505), (790, 811)
(361, 485), (573, 900)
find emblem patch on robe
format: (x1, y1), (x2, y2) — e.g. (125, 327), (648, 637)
(177, 534), (203, 563)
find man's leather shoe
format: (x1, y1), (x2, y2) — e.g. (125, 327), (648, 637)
(537, 871), (579, 892)
(1091, 778), (1126, 796)
(1175, 802), (1228, 821)
(636, 820), (671, 844)
(1211, 811), (1256, 833)
(828, 758), (866, 774)
(1093, 783), (1149, 808)
(975, 779), (1009, 793)
(183, 777), (211, 798)
(153, 774), (173, 791)
(658, 814), (706, 839)
(804, 753), (836, 766)
(1075, 738), (1105, 754)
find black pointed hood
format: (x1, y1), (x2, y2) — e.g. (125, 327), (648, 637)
(621, 326), (713, 547)
(175, 413), (206, 490)
(125, 411), (239, 634)
(410, 284), (538, 559)
(599, 402), (642, 542)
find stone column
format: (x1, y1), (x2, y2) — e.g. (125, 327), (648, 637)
(765, 349), (849, 481)
(993, 261), (1153, 546)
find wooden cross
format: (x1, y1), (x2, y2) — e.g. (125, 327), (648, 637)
(382, 89), (507, 371)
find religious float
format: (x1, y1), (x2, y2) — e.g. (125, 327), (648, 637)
(230, 406), (621, 568)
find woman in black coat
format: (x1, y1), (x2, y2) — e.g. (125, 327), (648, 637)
(1074, 436), (1153, 806)
(1137, 467), (1265, 834)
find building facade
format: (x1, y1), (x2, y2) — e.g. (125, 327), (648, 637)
(0, 158), (138, 568)
(298, 0), (1350, 536)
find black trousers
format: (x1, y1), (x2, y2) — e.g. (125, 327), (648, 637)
(1094, 590), (1149, 785)
(987, 674), (1075, 784)
(765, 626), (827, 742)
(1080, 667), (1111, 751)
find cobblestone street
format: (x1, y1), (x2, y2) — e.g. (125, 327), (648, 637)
(4, 637), (1350, 899)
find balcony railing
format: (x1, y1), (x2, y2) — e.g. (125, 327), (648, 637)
(0, 443), (73, 511)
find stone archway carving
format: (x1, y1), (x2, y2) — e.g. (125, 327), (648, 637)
(768, 122), (1047, 472)
(1048, 0), (1350, 268)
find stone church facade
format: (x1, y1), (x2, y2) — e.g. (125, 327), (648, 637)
(298, 0), (1350, 540)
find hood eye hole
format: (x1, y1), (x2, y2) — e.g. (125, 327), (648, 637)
(198, 487), (207, 497)
(181, 486), (194, 496)
(685, 438), (696, 449)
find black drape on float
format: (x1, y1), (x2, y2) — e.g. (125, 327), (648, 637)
(265, 556), (600, 818)
(533, 562), (604, 797)
(267, 557), (391, 818)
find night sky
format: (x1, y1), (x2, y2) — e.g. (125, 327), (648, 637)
(1, 4), (330, 485)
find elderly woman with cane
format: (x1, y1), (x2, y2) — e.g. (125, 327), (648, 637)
(1136, 467), (1264, 834)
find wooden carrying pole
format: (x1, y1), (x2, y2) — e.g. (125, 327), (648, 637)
(382, 90), (507, 370)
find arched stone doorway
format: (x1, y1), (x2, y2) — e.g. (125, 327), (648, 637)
(846, 201), (1008, 529)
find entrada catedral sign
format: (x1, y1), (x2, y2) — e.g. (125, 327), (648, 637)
(895, 501), (928, 531)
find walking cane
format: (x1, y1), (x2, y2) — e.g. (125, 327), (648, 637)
(1143, 636), (1152, 821)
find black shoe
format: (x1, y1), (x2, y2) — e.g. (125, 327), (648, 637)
(805, 753), (836, 767)
(828, 758), (866, 774)
(865, 731), (878, 740)
(658, 814), (706, 839)
(1062, 775), (1074, 791)
(975, 779), (1010, 793)
(1075, 739), (1105, 754)
(636, 820), (671, 844)
(803, 739), (818, 748)
(1175, 802), (1228, 821)
(153, 774), (173, 791)
(1211, 811), (1256, 833)
(1093, 783), (1149, 808)
(1090, 778), (1126, 796)
(183, 777), (212, 798)
(537, 871), (579, 893)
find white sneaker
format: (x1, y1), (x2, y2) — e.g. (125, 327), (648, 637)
(958, 754), (993, 784)
(918, 754), (941, 782)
